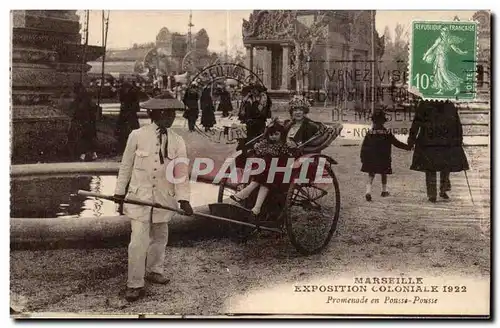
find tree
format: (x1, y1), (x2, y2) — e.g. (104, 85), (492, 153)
(380, 23), (409, 85)
(287, 12), (331, 92)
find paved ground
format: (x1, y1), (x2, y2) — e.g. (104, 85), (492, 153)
(10, 102), (491, 315)
(10, 129), (490, 315)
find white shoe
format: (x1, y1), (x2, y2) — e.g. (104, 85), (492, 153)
(79, 154), (86, 161)
(251, 208), (260, 216)
(92, 152), (98, 160)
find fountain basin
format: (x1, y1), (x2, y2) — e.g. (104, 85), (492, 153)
(11, 163), (222, 250)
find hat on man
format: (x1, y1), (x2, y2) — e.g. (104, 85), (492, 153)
(140, 91), (185, 111)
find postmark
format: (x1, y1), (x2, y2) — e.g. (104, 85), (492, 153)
(190, 63), (270, 144)
(409, 20), (478, 101)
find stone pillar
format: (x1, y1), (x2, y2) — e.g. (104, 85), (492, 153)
(245, 45), (254, 72)
(281, 44), (290, 90)
(259, 46), (272, 89)
(11, 10), (104, 162)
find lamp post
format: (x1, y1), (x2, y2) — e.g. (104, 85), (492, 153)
(371, 10), (376, 115)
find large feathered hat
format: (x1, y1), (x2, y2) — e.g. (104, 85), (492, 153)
(289, 95), (311, 110)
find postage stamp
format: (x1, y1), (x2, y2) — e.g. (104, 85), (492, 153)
(409, 20), (478, 101)
(9, 10), (490, 319)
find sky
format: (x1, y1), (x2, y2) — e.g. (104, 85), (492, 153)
(81, 10), (480, 54)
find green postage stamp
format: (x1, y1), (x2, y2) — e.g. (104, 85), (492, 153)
(409, 20), (478, 101)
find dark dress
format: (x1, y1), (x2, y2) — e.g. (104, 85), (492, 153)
(360, 128), (409, 174)
(200, 88), (216, 129)
(252, 139), (295, 187)
(67, 91), (98, 158)
(408, 100), (469, 172)
(284, 118), (322, 151)
(238, 93), (272, 142)
(235, 92), (272, 168)
(217, 89), (233, 117)
(116, 85), (140, 151)
(182, 88), (199, 131)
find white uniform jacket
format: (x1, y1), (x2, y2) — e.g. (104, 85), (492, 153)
(114, 123), (190, 223)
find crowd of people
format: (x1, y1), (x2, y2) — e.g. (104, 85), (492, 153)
(67, 77), (470, 207)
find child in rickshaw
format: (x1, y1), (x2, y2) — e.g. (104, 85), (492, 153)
(230, 121), (297, 216)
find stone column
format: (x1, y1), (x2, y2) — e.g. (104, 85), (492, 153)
(281, 45), (290, 90)
(245, 45), (254, 72)
(11, 10), (104, 161)
(259, 46), (272, 89)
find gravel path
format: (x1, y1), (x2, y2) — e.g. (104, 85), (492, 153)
(10, 144), (490, 316)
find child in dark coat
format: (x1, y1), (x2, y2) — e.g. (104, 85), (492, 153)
(360, 110), (411, 201)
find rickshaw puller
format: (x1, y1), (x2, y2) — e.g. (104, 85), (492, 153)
(113, 96), (193, 302)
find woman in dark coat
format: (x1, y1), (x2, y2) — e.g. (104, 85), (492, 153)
(200, 86), (216, 131)
(407, 100), (469, 202)
(238, 84), (272, 143)
(67, 83), (98, 161)
(280, 95), (327, 187)
(235, 84), (272, 168)
(116, 81), (140, 152)
(283, 95), (322, 152)
(182, 83), (200, 132)
(217, 86), (233, 117)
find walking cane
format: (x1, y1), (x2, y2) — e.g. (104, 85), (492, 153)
(463, 169), (474, 205)
(462, 143), (475, 205)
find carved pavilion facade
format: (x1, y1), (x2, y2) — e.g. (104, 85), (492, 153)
(241, 10), (384, 93)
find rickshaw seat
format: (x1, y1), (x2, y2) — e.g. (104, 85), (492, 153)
(302, 123), (343, 153)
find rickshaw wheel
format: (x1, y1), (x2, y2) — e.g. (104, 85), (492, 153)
(283, 156), (340, 255)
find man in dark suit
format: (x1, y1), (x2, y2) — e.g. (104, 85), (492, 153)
(407, 100), (469, 202)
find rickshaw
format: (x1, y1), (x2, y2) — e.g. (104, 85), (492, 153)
(211, 119), (343, 255)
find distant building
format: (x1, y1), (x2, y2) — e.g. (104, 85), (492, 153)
(89, 27), (214, 78)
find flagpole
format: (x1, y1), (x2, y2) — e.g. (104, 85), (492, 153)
(371, 10), (375, 115)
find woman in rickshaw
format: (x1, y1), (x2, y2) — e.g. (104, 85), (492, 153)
(220, 95), (342, 255)
(283, 95), (323, 152)
(230, 95), (332, 214)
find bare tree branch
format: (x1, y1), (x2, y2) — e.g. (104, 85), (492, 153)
(285, 12), (330, 91)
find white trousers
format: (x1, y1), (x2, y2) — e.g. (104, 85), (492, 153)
(127, 219), (169, 288)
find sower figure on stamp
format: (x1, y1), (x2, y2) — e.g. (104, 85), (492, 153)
(113, 95), (193, 302)
(407, 100), (469, 202)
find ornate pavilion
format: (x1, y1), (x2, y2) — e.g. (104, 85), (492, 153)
(241, 10), (384, 93)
